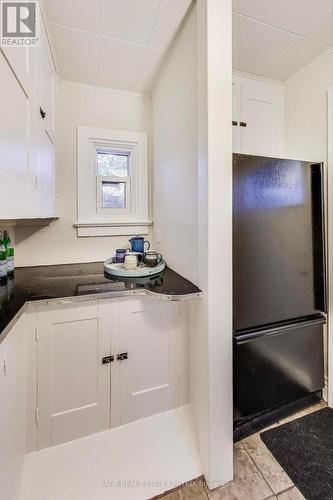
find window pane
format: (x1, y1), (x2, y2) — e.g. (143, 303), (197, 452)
(101, 181), (126, 209)
(97, 152), (129, 176)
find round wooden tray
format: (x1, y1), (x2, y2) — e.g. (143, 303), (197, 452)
(104, 257), (166, 278)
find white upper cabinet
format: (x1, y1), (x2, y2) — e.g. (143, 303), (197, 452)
(37, 18), (55, 142)
(1, 46), (33, 98)
(0, 50), (33, 218)
(233, 73), (284, 157)
(232, 83), (242, 153)
(0, 6), (56, 219)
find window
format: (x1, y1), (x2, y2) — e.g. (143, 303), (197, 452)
(96, 150), (131, 213)
(97, 151), (129, 177)
(76, 127), (150, 237)
(101, 181), (127, 209)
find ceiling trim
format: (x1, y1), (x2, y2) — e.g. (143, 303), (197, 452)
(49, 21), (164, 52)
(233, 11), (333, 48)
(60, 79), (151, 99)
(286, 47), (333, 84)
(232, 69), (285, 85)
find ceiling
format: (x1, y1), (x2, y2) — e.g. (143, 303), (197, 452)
(44, 0), (333, 93)
(233, 0), (333, 80)
(43, 0), (192, 93)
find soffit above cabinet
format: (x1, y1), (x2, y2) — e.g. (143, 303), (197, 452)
(233, 0), (333, 81)
(42, 0), (192, 93)
(0, 217), (59, 227)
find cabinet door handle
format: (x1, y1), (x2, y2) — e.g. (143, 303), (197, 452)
(40, 106), (46, 119)
(232, 121), (238, 126)
(117, 352), (128, 361)
(102, 355), (114, 364)
(239, 121), (247, 127)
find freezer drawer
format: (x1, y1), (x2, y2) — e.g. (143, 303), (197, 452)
(233, 316), (325, 422)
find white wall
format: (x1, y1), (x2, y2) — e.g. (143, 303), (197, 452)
(285, 50), (333, 162)
(152, 7), (198, 284)
(194, 0), (233, 486)
(15, 82), (152, 267)
(152, 0), (233, 487)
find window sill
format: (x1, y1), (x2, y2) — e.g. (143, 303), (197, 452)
(74, 221), (152, 237)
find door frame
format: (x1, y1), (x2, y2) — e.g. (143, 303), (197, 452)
(327, 86), (333, 406)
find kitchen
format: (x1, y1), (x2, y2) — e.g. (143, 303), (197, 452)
(0, 1), (332, 500)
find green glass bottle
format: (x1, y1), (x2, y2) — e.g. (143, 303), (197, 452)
(0, 232), (7, 284)
(3, 230), (14, 275)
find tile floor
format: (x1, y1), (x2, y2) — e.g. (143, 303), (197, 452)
(154, 400), (327, 500)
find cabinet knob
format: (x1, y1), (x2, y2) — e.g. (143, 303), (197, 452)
(40, 106), (46, 119)
(117, 352), (128, 361)
(232, 121), (238, 126)
(102, 355), (114, 364)
(239, 121), (247, 127)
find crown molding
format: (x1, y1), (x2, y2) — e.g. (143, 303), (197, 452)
(233, 69), (285, 86)
(60, 79), (151, 99)
(286, 48), (333, 84)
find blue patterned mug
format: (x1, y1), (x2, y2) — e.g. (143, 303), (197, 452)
(115, 249), (127, 263)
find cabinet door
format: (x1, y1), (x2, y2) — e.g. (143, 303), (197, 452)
(232, 83), (242, 153)
(37, 18), (55, 142)
(0, 50), (33, 218)
(38, 129), (55, 216)
(0, 316), (26, 500)
(241, 84), (283, 157)
(1, 45), (33, 97)
(37, 302), (111, 449)
(117, 298), (178, 425)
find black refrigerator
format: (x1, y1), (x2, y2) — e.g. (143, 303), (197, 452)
(233, 154), (326, 435)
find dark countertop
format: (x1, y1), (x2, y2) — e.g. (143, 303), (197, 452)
(0, 262), (202, 342)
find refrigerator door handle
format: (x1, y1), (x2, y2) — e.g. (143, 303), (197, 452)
(234, 317), (326, 345)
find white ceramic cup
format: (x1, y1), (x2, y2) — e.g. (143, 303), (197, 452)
(124, 254), (138, 270)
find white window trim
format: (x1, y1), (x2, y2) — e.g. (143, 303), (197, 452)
(76, 126), (151, 237)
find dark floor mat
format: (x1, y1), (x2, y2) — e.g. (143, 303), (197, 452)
(260, 407), (333, 500)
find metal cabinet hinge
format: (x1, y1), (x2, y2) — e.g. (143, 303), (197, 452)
(102, 355), (114, 364)
(35, 407), (39, 424)
(3, 358), (7, 376)
(116, 352), (128, 361)
(35, 326), (40, 342)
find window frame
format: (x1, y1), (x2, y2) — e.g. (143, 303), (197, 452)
(76, 126), (150, 237)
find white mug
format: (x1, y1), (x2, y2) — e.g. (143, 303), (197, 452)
(124, 254), (138, 270)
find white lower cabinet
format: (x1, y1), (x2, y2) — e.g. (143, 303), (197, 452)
(36, 297), (188, 449)
(117, 298), (179, 425)
(0, 316), (26, 500)
(37, 302), (110, 449)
